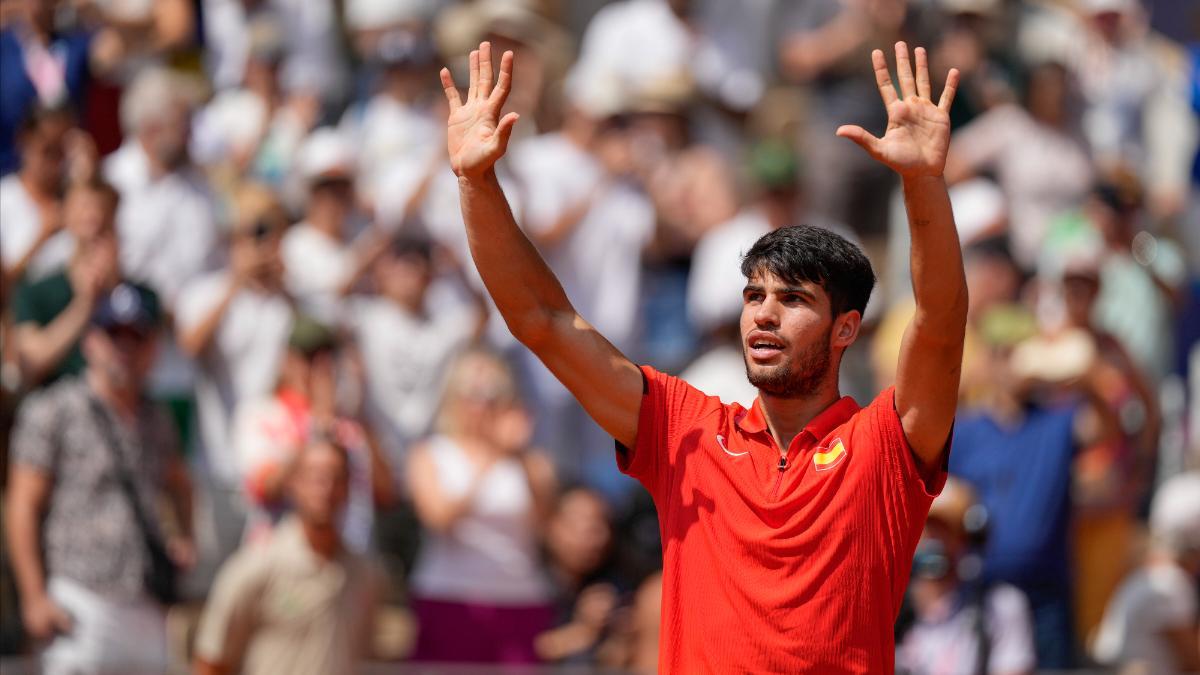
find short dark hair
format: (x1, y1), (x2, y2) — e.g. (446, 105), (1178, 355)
(740, 225), (875, 316)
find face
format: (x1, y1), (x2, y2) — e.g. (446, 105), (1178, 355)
(142, 103), (191, 169)
(375, 251), (432, 308)
(64, 187), (116, 243)
(1026, 65), (1068, 125)
(21, 118), (68, 189)
(740, 272), (858, 398)
(83, 322), (158, 388)
(288, 442), (350, 528)
(308, 178), (355, 225)
(231, 218), (285, 284)
(1062, 275), (1099, 328)
(913, 519), (962, 580)
(547, 489), (613, 579)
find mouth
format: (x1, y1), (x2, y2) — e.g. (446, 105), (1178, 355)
(746, 332), (786, 361)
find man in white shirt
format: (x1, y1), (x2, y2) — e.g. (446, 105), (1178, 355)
(104, 67), (217, 308)
(281, 128), (386, 324)
(507, 101), (654, 485)
(176, 184), (294, 560)
(349, 236), (484, 467)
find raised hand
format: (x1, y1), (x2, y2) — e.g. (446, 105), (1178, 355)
(836, 42), (959, 178)
(440, 42), (520, 180)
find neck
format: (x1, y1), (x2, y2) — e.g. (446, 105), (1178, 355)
(86, 368), (140, 419)
(300, 519), (341, 559)
(307, 210), (342, 239)
(758, 383), (841, 452)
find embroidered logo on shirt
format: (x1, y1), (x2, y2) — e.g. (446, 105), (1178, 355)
(813, 438), (848, 472)
(716, 434), (748, 457)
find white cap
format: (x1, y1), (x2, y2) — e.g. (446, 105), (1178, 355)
(1150, 472), (1200, 553)
(297, 128), (354, 183)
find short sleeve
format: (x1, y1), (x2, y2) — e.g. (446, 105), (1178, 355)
(861, 387), (949, 578)
(986, 585), (1037, 675)
(1144, 566), (1198, 629)
(193, 551), (265, 666)
(11, 388), (62, 473)
(616, 365), (714, 499)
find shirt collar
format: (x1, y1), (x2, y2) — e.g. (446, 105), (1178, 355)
(735, 394), (861, 442)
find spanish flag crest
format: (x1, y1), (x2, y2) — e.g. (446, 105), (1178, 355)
(813, 438), (848, 472)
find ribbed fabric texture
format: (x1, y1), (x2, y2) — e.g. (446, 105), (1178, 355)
(619, 366), (945, 673)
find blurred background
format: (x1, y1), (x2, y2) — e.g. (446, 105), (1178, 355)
(0, 0), (1196, 673)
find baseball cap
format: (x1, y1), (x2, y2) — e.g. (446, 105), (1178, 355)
(298, 128), (354, 184)
(92, 283), (162, 332)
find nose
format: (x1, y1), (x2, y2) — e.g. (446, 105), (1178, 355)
(753, 296), (780, 329)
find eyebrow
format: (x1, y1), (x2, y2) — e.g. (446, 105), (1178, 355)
(742, 284), (818, 301)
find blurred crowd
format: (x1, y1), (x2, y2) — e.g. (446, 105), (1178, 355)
(0, 0), (1197, 673)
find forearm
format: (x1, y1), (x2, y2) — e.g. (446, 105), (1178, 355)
(5, 497), (48, 602)
(903, 175), (968, 334)
(178, 283), (237, 357)
(458, 170), (575, 344)
(16, 297), (93, 384)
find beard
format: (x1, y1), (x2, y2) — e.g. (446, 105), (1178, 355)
(744, 325), (833, 398)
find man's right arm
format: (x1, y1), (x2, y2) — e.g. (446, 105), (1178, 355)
(442, 43), (642, 448)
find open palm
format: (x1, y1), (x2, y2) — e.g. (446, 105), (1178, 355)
(837, 43), (959, 178)
(440, 42), (520, 179)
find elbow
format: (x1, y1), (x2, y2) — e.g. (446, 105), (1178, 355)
(507, 310), (564, 353)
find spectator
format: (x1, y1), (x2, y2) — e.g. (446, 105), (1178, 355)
(949, 308), (1118, 668)
(944, 60), (1094, 268)
(232, 315), (395, 553)
(104, 66), (217, 307)
(193, 438), (384, 675)
(348, 235), (485, 466)
(175, 184), (292, 549)
(508, 95), (655, 485)
(535, 485), (623, 664)
(406, 349), (557, 663)
(1091, 471), (1200, 674)
(778, 0), (907, 237)
(896, 477), (1036, 675)
(4, 282), (193, 674)
(1071, 0), (1198, 220)
(11, 178), (126, 386)
(0, 0), (96, 175)
(0, 106), (73, 288)
(281, 127), (386, 324)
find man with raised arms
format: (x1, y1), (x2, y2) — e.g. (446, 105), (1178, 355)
(439, 41), (966, 673)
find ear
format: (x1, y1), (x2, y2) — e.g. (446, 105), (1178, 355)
(831, 310), (862, 350)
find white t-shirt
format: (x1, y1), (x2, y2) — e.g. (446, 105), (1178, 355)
(1092, 563), (1198, 675)
(348, 286), (478, 464)
(338, 96), (439, 206)
(897, 584), (1037, 675)
(686, 208), (771, 335)
(409, 435), (553, 605)
(104, 142), (219, 306)
(0, 175), (73, 281)
(281, 223), (354, 325)
(176, 272), (294, 485)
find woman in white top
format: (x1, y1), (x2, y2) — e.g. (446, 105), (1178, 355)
(406, 349), (557, 663)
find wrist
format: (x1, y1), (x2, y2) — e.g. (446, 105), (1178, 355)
(457, 167), (497, 188)
(900, 173), (946, 187)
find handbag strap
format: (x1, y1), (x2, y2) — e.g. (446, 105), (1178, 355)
(86, 394), (169, 555)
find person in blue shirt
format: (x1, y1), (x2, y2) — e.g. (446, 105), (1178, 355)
(950, 311), (1117, 670)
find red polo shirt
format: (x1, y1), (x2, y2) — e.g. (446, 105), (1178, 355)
(618, 365), (946, 674)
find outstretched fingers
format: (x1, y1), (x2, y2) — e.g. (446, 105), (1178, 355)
(496, 112), (521, 151)
(894, 42), (916, 99)
(914, 47), (931, 100)
(488, 50), (515, 112)
(938, 68), (960, 112)
(440, 68), (462, 111)
(871, 49), (898, 108)
(836, 125), (882, 159)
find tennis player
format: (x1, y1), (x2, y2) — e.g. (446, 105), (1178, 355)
(440, 40), (965, 673)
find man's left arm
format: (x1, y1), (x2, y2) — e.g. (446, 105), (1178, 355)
(837, 43), (966, 467)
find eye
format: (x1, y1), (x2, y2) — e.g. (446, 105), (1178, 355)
(782, 293), (805, 305)
(744, 291), (764, 303)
